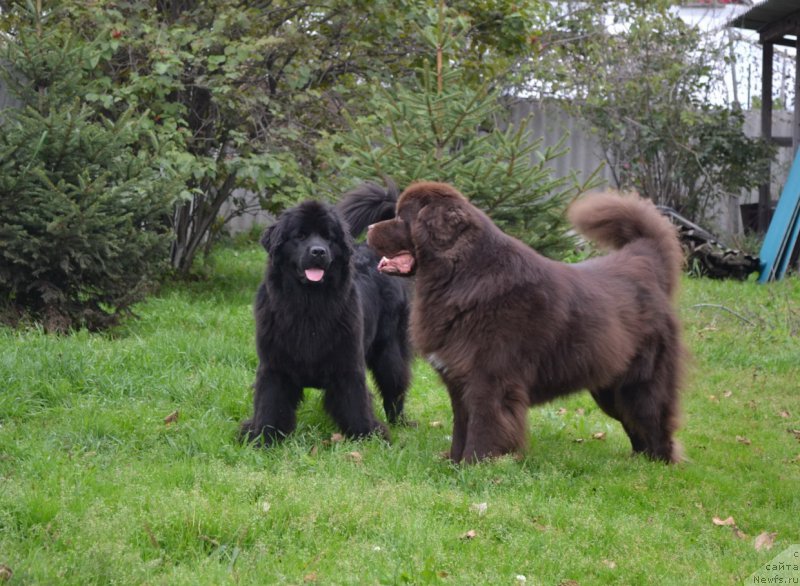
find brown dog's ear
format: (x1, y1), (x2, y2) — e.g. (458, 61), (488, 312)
(414, 202), (469, 249)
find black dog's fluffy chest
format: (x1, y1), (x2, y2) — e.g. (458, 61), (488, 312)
(257, 284), (363, 388)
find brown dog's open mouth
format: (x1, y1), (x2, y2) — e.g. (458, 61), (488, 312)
(377, 252), (415, 275)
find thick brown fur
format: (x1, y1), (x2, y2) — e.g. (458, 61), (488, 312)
(367, 181), (686, 464)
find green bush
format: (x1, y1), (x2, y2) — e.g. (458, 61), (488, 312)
(0, 104), (176, 332)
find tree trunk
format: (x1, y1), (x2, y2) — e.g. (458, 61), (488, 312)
(169, 174), (237, 273)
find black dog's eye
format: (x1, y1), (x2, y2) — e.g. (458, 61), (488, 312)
(297, 231), (308, 240)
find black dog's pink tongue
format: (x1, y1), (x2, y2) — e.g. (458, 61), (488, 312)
(305, 268), (324, 282)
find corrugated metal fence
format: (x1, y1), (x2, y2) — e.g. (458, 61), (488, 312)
(508, 100), (616, 188)
(509, 100), (794, 237)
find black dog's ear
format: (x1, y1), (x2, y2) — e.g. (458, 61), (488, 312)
(415, 203), (469, 249)
(260, 222), (284, 254)
(327, 207), (354, 266)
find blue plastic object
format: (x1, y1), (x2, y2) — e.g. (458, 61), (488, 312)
(758, 147), (800, 283)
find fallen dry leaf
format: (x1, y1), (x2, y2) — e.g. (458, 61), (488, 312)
(345, 451), (362, 463)
(330, 433), (345, 443)
(711, 513), (750, 541)
(736, 436), (752, 445)
(592, 432), (606, 441)
(164, 410), (179, 425)
(754, 531), (777, 551)
(576, 408), (585, 416)
(556, 408), (567, 416)
(789, 429), (800, 441)
(722, 390), (733, 398)
(143, 521), (159, 549)
(199, 534), (220, 548)
(530, 516), (550, 532)
(708, 395), (719, 402)
(309, 445), (319, 456)
(0, 564), (13, 582)
(461, 529), (477, 540)
(429, 421), (443, 428)
(778, 411), (790, 419)
(559, 580), (580, 586)
(712, 516), (736, 527)
(303, 571), (318, 582)
(573, 438), (585, 443)
(602, 559), (616, 569)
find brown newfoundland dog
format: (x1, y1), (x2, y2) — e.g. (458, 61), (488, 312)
(366, 181), (685, 464)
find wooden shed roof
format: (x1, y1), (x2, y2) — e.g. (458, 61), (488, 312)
(729, 0), (800, 45)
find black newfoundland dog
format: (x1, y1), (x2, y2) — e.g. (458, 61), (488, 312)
(366, 182), (685, 464)
(240, 183), (411, 446)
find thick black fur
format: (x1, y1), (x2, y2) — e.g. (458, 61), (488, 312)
(337, 179), (400, 235)
(240, 184), (411, 446)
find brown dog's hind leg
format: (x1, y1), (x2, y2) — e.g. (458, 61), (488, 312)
(616, 376), (681, 463)
(591, 385), (648, 455)
(593, 336), (683, 464)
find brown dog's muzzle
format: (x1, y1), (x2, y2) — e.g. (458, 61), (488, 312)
(367, 220), (416, 275)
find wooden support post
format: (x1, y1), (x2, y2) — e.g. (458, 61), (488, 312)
(795, 37), (800, 156)
(758, 42), (774, 234)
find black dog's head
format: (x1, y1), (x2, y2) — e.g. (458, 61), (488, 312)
(261, 200), (353, 288)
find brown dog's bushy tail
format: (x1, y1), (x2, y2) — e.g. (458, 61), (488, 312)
(568, 192), (684, 298)
(337, 179), (400, 238)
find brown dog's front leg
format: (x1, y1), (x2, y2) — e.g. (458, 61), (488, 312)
(460, 382), (529, 463)
(446, 387), (468, 462)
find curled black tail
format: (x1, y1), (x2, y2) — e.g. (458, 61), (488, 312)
(337, 179), (400, 237)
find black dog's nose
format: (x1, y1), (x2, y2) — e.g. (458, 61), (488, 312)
(310, 246), (328, 258)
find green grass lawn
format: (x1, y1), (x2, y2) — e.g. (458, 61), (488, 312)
(1, 246), (798, 585)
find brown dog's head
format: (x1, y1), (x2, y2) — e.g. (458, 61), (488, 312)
(367, 182), (476, 276)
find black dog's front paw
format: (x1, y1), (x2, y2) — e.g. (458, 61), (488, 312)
(238, 419), (261, 444)
(369, 420), (391, 443)
(239, 420), (281, 447)
(346, 420), (391, 443)
(392, 415), (418, 428)
(377, 420), (391, 441)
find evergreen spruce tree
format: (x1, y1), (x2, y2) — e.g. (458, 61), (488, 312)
(0, 8), (177, 332)
(319, 12), (597, 258)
